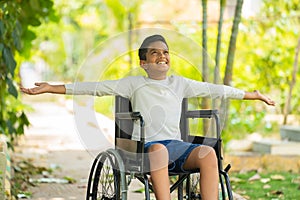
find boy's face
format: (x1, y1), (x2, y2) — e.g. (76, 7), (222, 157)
(140, 41), (170, 76)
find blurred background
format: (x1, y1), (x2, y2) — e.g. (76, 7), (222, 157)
(1, 0), (300, 199)
(3, 0), (298, 141)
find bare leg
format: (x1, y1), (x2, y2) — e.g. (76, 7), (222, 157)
(148, 143), (171, 200)
(183, 146), (218, 200)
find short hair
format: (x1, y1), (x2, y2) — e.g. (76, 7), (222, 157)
(138, 34), (169, 60)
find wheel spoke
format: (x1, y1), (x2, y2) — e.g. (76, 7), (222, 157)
(88, 150), (125, 200)
(98, 158), (117, 199)
(190, 173), (201, 200)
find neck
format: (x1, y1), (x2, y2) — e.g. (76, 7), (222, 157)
(148, 74), (167, 80)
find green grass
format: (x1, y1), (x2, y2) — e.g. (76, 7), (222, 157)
(230, 171), (300, 199)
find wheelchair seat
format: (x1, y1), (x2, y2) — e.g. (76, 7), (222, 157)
(86, 96), (233, 200)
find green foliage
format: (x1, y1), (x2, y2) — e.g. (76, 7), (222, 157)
(20, 0), (142, 82)
(176, 0), (300, 138)
(221, 0), (300, 137)
(0, 0), (56, 148)
(17, 0), (300, 141)
(104, 0), (140, 31)
(224, 102), (279, 141)
(235, 0), (300, 107)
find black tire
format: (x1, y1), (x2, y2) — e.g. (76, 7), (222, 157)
(90, 151), (125, 200)
(86, 152), (103, 199)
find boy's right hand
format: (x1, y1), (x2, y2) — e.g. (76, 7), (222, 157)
(20, 82), (53, 95)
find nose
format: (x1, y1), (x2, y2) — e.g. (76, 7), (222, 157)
(158, 51), (165, 58)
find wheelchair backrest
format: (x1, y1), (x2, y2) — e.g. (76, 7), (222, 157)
(114, 96), (219, 141)
(115, 96), (134, 140)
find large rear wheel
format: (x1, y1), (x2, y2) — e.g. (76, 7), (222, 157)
(89, 149), (127, 200)
(187, 173), (201, 200)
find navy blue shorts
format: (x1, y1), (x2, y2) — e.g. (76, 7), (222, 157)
(144, 140), (202, 173)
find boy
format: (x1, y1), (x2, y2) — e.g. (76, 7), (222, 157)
(21, 34), (275, 200)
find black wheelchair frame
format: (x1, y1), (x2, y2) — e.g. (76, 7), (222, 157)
(86, 96), (233, 200)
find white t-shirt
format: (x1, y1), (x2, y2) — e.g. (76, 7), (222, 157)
(65, 75), (245, 142)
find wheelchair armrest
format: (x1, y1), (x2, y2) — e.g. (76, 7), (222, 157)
(115, 111), (145, 135)
(182, 109), (221, 140)
(115, 111), (145, 149)
(185, 109), (218, 119)
(115, 111), (143, 121)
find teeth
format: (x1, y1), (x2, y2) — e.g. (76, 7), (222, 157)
(158, 62), (166, 64)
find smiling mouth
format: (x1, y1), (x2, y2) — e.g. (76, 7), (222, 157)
(157, 61), (167, 65)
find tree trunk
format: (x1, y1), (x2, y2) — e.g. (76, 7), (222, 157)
(202, 0), (208, 83)
(128, 12), (133, 70)
(224, 0), (244, 86)
(223, 0), (244, 128)
(283, 36), (300, 124)
(212, 0), (226, 132)
(214, 0), (226, 85)
(201, 0), (210, 135)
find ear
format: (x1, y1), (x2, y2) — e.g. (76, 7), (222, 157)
(140, 60), (148, 70)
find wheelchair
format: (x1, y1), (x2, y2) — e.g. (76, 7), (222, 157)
(86, 96), (233, 200)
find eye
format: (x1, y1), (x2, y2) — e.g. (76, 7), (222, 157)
(164, 50), (169, 55)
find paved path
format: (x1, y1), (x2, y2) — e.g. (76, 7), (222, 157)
(15, 97), (93, 199)
(14, 96), (125, 200)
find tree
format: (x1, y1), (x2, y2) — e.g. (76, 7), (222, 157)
(200, 0), (210, 133)
(0, 0), (56, 148)
(201, 0), (208, 84)
(214, 0), (226, 85)
(219, 0), (300, 137)
(283, 36), (300, 124)
(223, 0), (244, 127)
(104, 0), (141, 69)
(223, 0), (244, 86)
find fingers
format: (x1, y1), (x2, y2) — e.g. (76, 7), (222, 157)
(263, 96), (276, 106)
(267, 99), (276, 106)
(254, 90), (276, 106)
(19, 87), (26, 93)
(20, 87), (37, 95)
(20, 83), (45, 95)
(20, 87), (30, 94)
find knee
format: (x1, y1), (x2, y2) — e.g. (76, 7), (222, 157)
(197, 146), (218, 168)
(148, 143), (168, 157)
(147, 144), (169, 167)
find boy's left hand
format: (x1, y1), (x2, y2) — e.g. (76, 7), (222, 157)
(254, 90), (276, 106)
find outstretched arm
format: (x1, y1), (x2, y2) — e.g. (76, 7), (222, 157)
(244, 90), (275, 106)
(20, 82), (66, 95)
